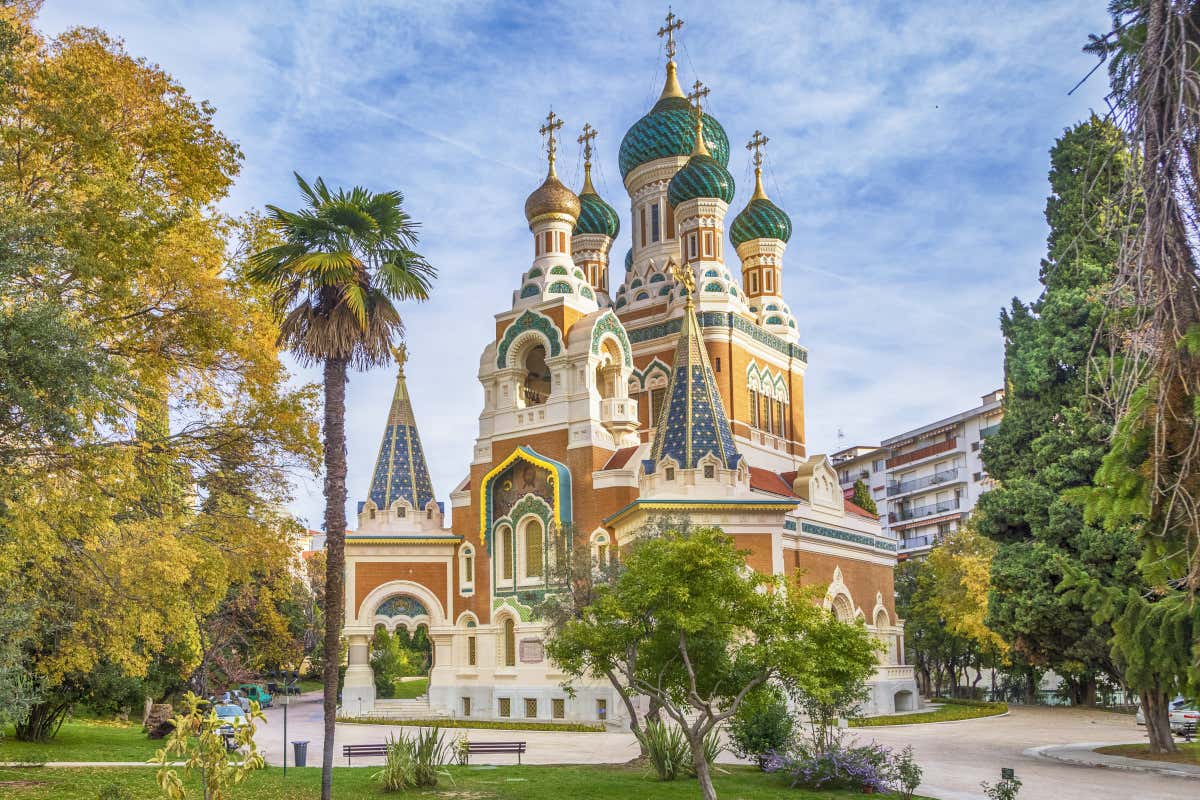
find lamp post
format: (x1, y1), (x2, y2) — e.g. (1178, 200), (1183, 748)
(270, 670), (299, 776)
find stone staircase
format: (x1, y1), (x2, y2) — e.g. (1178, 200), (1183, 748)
(362, 695), (449, 721)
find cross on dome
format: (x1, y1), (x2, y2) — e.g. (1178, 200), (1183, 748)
(577, 122), (598, 165)
(539, 109), (565, 172)
(687, 80), (710, 120)
(746, 130), (769, 168)
(657, 7), (684, 62)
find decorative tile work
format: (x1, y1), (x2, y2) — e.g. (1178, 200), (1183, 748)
(800, 521), (897, 552)
(368, 364), (436, 512)
(550, 266), (569, 275)
(589, 310), (634, 367)
(493, 595), (536, 623)
(520, 284), (540, 298)
(495, 310), (563, 368)
(575, 191), (620, 237)
(667, 152), (735, 206)
(547, 281), (573, 294)
(479, 446), (572, 546)
(580, 285), (595, 300)
(730, 196), (793, 246)
(783, 518), (798, 531)
(618, 95), (730, 178)
(376, 595), (430, 618)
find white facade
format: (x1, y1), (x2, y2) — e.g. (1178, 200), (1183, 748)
(833, 390), (1004, 558)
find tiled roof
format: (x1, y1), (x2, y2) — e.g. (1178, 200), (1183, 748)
(844, 499), (879, 520)
(603, 446), (639, 470)
(645, 296), (741, 472)
(749, 466), (798, 498)
(368, 362), (435, 512)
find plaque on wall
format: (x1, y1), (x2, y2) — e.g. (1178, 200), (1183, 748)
(519, 639), (544, 663)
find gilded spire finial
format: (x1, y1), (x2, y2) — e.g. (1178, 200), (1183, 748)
(539, 109), (565, 178)
(669, 258), (695, 304)
(390, 342), (408, 374)
(686, 80), (711, 157)
(746, 130), (770, 200)
(578, 123), (598, 194)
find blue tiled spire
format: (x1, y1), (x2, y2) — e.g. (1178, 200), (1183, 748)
(646, 271), (741, 472)
(368, 350), (435, 512)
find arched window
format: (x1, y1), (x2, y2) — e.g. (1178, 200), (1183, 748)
(520, 344), (550, 406)
(460, 544), (475, 592)
(774, 400), (785, 436)
(749, 389), (759, 428)
(502, 617), (516, 667)
(522, 518), (544, 580)
(831, 595), (854, 622)
(592, 531), (610, 569)
(497, 525), (514, 584)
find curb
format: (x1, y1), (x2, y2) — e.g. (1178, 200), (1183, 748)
(1026, 742), (1200, 780)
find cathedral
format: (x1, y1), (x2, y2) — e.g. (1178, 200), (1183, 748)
(340, 13), (918, 723)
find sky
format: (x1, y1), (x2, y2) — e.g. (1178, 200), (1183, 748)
(38, 0), (1113, 532)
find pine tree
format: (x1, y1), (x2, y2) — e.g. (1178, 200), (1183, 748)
(850, 479), (877, 515)
(974, 117), (1139, 702)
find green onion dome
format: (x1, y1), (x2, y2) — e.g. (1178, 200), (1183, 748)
(624, 247), (632, 270)
(667, 152), (735, 207)
(618, 63), (730, 179)
(730, 171), (791, 246)
(573, 166), (620, 238)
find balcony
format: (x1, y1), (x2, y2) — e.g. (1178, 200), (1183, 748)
(898, 533), (942, 552)
(886, 437), (957, 469)
(520, 386), (548, 406)
(600, 397), (639, 436)
(887, 466), (963, 497)
(890, 497), (961, 523)
(840, 469), (870, 485)
(979, 423), (1001, 438)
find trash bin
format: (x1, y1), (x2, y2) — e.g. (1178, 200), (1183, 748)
(291, 741), (309, 768)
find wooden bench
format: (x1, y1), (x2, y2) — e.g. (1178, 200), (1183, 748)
(342, 743), (389, 765)
(464, 740), (526, 765)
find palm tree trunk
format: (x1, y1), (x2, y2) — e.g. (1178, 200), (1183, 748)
(320, 356), (349, 800)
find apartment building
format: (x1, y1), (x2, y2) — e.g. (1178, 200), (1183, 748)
(832, 390), (1004, 558)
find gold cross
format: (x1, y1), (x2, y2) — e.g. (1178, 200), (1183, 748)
(539, 109), (564, 167)
(746, 130), (769, 168)
(657, 7), (684, 61)
(577, 123), (598, 165)
(686, 80), (710, 125)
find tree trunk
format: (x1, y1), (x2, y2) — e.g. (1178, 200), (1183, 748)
(14, 700), (71, 742)
(689, 729), (718, 800)
(1141, 688), (1178, 754)
(320, 357), (349, 800)
(1083, 676), (1097, 707)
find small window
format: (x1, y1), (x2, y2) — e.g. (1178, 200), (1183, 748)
(640, 207), (647, 246)
(665, 467), (675, 481)
(874, 460), (885, 472)
(649, 387), (666, 427)
(666, 204), (676, 238)
(397, 506), (406, 518)
(524, 698), (538, 718)
(703, 465), (715, 479)
(369, 508), (376, 520)
(503, 618), (516, 667)
(464, 554), (474, 579)
(462, 697), (471, 717)
(714, 357), (721, 372)
(597, 543), (608, 568)
(544, 231), (553, 253)
(765, 270), (774, 293)
(467, 635), (477, 666)
(750, 272), (758, 293)
(651, 203), (661, 242)
(558, 230), (566, 251)
(552, 698), (565, 719)
(703, 231), (713, 256)
(596, 698), (608, 720)
(499, 698), (511, 718)
(688, 234), (697, 260)
(427, 507), (433, 519)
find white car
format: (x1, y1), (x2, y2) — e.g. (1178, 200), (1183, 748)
(1135, 697), (1198, 737)
(214, 703), (248, 748)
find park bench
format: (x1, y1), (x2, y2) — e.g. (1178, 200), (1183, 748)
(342, 743), (389, 765)
(464, 740), (527, 765)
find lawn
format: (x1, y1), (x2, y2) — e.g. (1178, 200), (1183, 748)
(0, 721), (159, 764)
(0, 764), (916, 799)
(391, 677), (429, 699)
(1096, 741), (1200, 766)
(851, 699), (1007, 727)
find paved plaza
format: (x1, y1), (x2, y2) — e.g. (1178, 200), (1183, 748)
(259, 694), (1196, 800)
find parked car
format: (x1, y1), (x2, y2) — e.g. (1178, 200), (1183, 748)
(214, 703), (247, 750)
(216, 690), (249, 712)
(1136, 696), (1198, 737)
(237, 683), (272, 708)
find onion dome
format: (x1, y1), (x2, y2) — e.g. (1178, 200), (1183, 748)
(667, 109), (735, 207)
(524, 165), (580, 223)
(618, 62), (730, 178)
(624, 247), (633, 270)
(574, 163), (620, 237)
(730, 169), (792, 246)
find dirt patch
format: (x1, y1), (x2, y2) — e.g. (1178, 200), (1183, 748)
(0, 780), (49, 789)
(1096, 742), (1200, 766)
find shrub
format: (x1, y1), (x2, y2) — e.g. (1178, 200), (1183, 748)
(98, 785), (133, 800)
(889, 745), (923, 800)
(729, 685), (794, 768)
(981, 775), (1022, 800)
(372, 727), (450, 791)
(780, 740), (892, 793)
(637, 720), (721, 781)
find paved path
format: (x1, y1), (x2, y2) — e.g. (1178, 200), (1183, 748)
(857, 705), (1196, 800)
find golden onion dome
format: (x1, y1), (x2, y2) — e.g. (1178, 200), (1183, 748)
(524, 163), (581, 223)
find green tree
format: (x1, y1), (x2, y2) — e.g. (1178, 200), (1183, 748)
(973, 117), (1139, 702)
(0, 6), (320, 740)
(850, 479), (877, 515)
(248, 174), (434, 799)
(545, 526), (878, 800)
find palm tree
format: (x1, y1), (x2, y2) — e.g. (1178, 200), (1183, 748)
(248, 173), (434, 798)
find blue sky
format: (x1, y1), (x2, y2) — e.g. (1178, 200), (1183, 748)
(39, 1), (1112, 531)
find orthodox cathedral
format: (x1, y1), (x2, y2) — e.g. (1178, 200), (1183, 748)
(341, 13), (917, 723)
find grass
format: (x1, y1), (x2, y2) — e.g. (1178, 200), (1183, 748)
(296, 679), (323, 695)
(0, 721), (159, 764)
(0, 763), (924, 799)
(850, 699), (1008, 727)
(337, 716), (604, 733)
(1096, 741), (1200, 766)
(388, 677), (429, 699)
